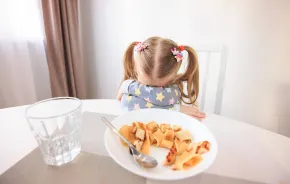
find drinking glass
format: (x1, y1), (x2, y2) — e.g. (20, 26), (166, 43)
(26, 97), (82, 166)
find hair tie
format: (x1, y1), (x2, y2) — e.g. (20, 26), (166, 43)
(171, 47), (184, 62)
(135, 42), (148, 52)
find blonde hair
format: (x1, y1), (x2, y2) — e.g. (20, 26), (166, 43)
(122, 36), (199, 105)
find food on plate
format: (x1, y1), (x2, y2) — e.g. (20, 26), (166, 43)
(175, 130), (192, 142)
(164, 148), (177, 165)
(160, 140), (174, 149)
(152, 129), (166, 146)
(172, 150), (195, 170)
(186, 143), (195, 152)
(185, 141), (211, 153)
(183, 154), (203, 170)
(119, 121), (211, 171)
(172, 150), (202, 170)
(119, 125), (135, 145)
(133, 140), (143, 151)
(132, 122), (146, 133)
(148, 132), (156, 145)
(132, 122), (145, 129)
(128, 128), (137, 143)
(172, 125), (182, 132)
(141, 131), (150, 155)
(174, 139), (189, 156)
(164, 129), (175, 141)
(146, 121), (159, 133)
(160, 123), (171, 133)
(195, 141), (211, 154)
(135, 128), (145, 141)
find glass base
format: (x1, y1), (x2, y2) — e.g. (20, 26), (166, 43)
(43, 146), (81, 166)
(37, 127), (82, 166)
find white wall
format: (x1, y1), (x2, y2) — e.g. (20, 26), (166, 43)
(79, 0), (290, 136)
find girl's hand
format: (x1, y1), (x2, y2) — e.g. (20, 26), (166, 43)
(180, 105), (206, 121)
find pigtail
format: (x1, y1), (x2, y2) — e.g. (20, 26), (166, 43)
(177, 45), (199, 105)
(123, 41), (138, 81)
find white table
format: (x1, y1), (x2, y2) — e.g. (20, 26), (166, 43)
(0, 99), (290, 184)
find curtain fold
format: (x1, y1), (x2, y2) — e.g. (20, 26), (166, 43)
(41, 0), (86, 98)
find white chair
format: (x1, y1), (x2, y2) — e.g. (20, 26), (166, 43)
(178, 44), (227, 115)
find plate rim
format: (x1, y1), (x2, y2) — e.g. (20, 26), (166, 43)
(104, 109), (218, 180)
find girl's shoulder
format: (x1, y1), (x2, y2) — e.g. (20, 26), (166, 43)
(120, 79), (135, 93)
(121, 79), (146, 93)
(130, 81), (181, 97)
(122, 80), (181, 95)
(122, 79), (136, 87)
(125, 80), (180, 91)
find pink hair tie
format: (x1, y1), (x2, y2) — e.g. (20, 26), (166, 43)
(135, 42), (148, 52)
(171, 47), (183, 62)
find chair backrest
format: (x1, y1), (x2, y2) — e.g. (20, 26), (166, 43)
(178, 44), (227, 115)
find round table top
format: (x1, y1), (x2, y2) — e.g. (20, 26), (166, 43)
(0, 99), (290, 184)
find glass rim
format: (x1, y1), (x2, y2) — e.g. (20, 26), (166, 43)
(25, 97), (82, 120)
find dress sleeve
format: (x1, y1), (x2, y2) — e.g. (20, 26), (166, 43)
(120, 79), (134, 94)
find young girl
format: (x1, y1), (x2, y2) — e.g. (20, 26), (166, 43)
(117, 36), (205, 120)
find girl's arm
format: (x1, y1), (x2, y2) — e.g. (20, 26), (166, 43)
(180, 104), (206, 121)
(117, 90), (123, 101)
(168, 103), (205, 121)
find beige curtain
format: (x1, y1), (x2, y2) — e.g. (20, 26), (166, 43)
(41, 0), (86, 98)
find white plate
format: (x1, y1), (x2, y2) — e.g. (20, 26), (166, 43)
(104, 109), (218, 181)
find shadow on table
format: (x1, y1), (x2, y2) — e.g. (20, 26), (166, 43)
(0, 148), (266, 184)
(0, 149), (145, 184)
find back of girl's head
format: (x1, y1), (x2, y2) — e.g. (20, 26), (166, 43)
(123, 36), (199, 105)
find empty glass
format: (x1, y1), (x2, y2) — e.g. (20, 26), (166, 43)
(26, 97), (82, 166)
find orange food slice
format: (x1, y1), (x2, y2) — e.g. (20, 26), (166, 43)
(160, 123), (171, 133)
(163, 148), (177, 165)
(174, 138), (189, 156)
(172, 150), (201, 170)
(165, 129), (175, 141)
(141, 130), (150, 155)
(152, 129), (166, 146)
(183, 154), (203, 170)
(175, 130), (192, 142)
(160, 140), (174, 149)
(146, 121), (159, 133)
(195, 141), (211, 154)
